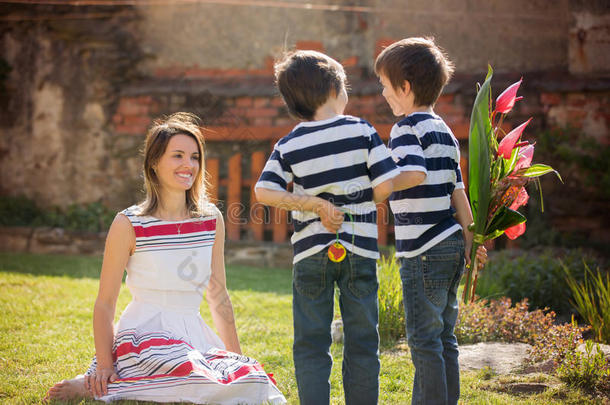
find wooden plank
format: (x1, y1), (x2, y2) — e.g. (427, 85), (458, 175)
(203, 125), (394, 142)
(206, 158), (219, 202)
(249, 151), (266, 241)
(460, 156), (468, 191)
(226, 153), (242, 241)
(272, 206), (288, 243)
(376, 201), (388, 247)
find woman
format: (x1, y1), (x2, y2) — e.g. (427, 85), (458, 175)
(45, 112), (286, 404)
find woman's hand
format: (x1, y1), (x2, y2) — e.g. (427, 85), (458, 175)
(84, 367), (118, 398)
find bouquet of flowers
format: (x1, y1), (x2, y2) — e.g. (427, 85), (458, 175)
(462, 66), (562, 304)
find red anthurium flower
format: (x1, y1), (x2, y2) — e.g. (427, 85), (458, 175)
(495, 78), (523, 114)
(513, 144), (535, 171)
(497, 118), (532, 159)
(509, 187), (529, 210)
(505, 222), (526, 240)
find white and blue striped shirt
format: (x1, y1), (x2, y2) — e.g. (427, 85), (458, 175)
(389, 112), (464, 258)
(255, 115), (399, 263)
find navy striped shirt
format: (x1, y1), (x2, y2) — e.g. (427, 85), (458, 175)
(389, 112), (464, 258)
(255, 115), (399, 263)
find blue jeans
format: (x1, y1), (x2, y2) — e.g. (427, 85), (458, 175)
(292, 249), (380, 405)
(399, 232), (465, 405)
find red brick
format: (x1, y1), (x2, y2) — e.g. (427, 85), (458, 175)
(253, 98), (270, 108)
(253, 117), (272, 127)
(540, 92), (562, 106)
(112, 114), (123, 124)
(245, 108), (278, 118)
(115, 124), (146, 135)
(118, 98), (149, 116)
(567, 94), (587, 107)
(295, 40), (324, 52)
(375, 38), (396, 58)
(123, 115), (152, 126)
(274, 117), (297, 127)
(235, 97), (252, 107)
(271, 97), (286, 107)
(341, 56), (359, 67)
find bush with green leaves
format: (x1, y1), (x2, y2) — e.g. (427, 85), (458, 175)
(474, 249), (599, 316)
(457, 296), (589, 366)
(377, 253), (405, 344)
(565, 263), (610, 344)
(0, 195), (114, 232)
(556, 340), (610, 393)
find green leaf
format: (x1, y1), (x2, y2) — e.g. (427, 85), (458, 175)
(485, 206), (526, 237)
(464, 65), (494, 303)
(468, 65), (493, 237)
(516, 164), (563, 182)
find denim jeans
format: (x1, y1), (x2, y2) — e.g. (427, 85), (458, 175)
(399, 231), (465, 405)
(292, 249), (380, 405)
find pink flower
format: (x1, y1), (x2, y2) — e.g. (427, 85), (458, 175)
(513, 144), (535, 171)
(497, 118), (532, 159)
(495, 78), (523, 114)
(505, 222), (526, 239)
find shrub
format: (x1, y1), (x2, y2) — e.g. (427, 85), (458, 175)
(529, 317), (588, 365)
(377, 253), (405, 344)
(456, 296), (589, 366)
(456, 297), (555, 345)
(474, 249), (599, 316)
(0, 195), (114, 232)
(565, 263), (610, 344)
(556, 340), (610, 392)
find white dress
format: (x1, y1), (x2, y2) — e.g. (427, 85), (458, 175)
(86, 206), (286, 404)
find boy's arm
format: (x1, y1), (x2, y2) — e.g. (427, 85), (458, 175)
(392, 171), (426, 192)
(372, 178), (394, 203)
(255, 188), (344, 233)
(451, 188), (487, 269)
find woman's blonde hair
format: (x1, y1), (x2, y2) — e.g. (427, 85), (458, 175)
(139, 112), (213, 218)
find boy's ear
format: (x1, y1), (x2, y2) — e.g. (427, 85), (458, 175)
(402, 80), (411, 95)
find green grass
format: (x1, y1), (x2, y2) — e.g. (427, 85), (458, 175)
(0, 252), (603, 404)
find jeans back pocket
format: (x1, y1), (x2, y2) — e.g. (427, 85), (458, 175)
(293, 253), (327, 299)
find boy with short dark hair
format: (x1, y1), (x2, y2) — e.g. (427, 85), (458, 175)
(255, 50), (399, 405)
(375, 37), (486, 405)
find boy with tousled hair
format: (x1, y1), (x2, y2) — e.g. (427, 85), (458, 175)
(256, 50), (399, 405)
(375, 37), (486, 405)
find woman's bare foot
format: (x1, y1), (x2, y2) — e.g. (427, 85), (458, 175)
(44, 375), (92, 401)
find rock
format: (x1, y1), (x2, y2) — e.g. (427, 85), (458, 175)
(520, 359), (557, 374)
(506, 382), (549, 394)
(577, 342), (610, 361)
(459, 342), (532, 375)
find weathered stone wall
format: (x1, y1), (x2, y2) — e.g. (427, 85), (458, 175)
(0, 0), (608, 246)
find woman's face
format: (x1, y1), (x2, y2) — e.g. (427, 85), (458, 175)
(154, 134), (200, 192)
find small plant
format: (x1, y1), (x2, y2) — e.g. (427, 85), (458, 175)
(456, 296), (589, 367)
(529, 316), (589, 365)
(377, 253), (405, 344)
(456, 297), (556, 345)
(556, 340), (610, 392)
(565, 263), (610, 344)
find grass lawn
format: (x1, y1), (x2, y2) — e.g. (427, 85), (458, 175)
(0, 252), (601, 404)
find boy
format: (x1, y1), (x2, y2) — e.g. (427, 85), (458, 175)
(375, 37), (486, 405)
(255, 50), (399, 405)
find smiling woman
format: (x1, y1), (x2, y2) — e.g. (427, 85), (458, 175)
(44, 113), (286, 404)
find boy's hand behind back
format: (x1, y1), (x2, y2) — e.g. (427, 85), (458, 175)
(315, 200), (344, 233)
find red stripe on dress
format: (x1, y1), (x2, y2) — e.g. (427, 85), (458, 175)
(133, 218), (216, 238)
(115, 337), (194, 357)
